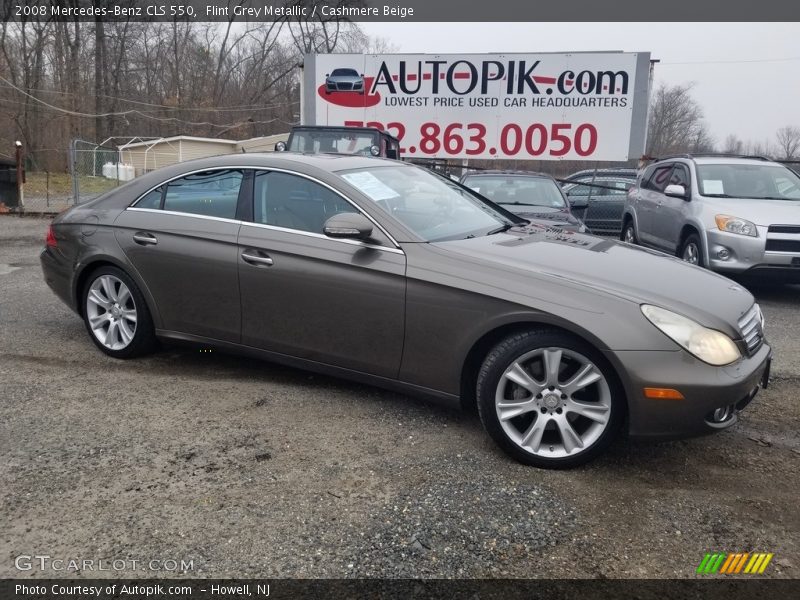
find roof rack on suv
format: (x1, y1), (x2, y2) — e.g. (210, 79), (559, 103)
(651, 153), (772, 162)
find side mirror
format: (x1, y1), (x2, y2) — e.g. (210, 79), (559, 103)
(325, 73), (330, 77)
(664, 184), (687, 199)
(323, 213), (373, 241)
(386, 148), (398, 160)
(568, 197), (588, 209)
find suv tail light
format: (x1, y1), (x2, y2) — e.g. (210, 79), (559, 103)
(45, 225), (57, 248)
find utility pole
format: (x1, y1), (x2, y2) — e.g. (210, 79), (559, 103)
(15, 141), (24, 211)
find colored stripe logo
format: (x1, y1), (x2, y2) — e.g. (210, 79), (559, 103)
(697, 552), (774, 574)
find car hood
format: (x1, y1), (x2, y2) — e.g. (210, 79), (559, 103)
(701, 197), (800, 226)
(433, 224), (754, 335)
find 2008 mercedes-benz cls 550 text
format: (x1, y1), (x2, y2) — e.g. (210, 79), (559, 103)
(40, 154), (772, 468)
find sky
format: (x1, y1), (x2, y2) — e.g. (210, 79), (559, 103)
(360, 22), (800, 147)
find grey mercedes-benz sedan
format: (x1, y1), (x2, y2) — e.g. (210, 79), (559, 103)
(40, 154), (772, 468)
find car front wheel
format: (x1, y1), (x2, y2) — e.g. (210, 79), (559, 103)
(82, 266), (157, 358)
(476, 329), (624, 469)
(680, 233), (704, 267)
(621, 220), (637, 244)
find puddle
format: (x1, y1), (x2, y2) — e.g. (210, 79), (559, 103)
(0, 264), (21, 275)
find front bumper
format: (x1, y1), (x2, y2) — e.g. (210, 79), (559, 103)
(609, 342), (772, 440)
(707, 228), (800, 277)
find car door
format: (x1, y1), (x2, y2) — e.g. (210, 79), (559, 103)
(637, 163), (674, 247)
(237, 169), (406, 379)
(653, 163), (690, 252)
(114, 168), (247, 343)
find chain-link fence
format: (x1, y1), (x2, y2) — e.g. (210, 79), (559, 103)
(12, 149), (71, 213)
(69, 139), (127, 206)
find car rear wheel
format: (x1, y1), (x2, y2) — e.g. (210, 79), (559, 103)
(82, 266), (156, 358)
(621, 220), (637, 244)
(680, 233), (704, 267)
(476, 329), (624, 469)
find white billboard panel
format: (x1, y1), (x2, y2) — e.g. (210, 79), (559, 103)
(303, 52), (651, 161)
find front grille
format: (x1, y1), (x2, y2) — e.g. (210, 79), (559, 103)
(765, 239), (800, 253)
(768, 225), (800, 234)
(738, 304), (764, 356)
(337, 82), (354, 91)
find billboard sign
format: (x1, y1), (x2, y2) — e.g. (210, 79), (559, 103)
(303, 52), (651, 161)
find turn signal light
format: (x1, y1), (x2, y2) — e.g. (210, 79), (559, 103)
(45, 225), (57, 248)
(644, 387), (685, 400)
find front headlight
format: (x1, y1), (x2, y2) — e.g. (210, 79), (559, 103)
(641, 305), (741, 366)
(715, 214), (758, 237)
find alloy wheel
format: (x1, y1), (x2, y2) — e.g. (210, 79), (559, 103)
(86, 275), (138, 350)
(623, 225), (635, 243)
(682, 243), (699, 264)
(494, 347), (612, 458)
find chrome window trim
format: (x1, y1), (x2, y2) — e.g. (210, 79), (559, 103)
(127, 207), (241, 225)
(240, 221), (404, 255)
(125, 209), (404, 256)
(127, 165), (402, 250)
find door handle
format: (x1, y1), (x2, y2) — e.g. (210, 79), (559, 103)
(133, 232), (158, 246)
(241, 250), (274, 267)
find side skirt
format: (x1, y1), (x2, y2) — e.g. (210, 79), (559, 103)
(155, 329), (462, 411)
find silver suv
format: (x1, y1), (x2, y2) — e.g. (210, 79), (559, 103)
(622, 155), (800, 280)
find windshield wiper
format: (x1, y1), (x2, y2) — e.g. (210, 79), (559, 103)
(702, 193), (736, 198)
(487, 224), (514, 235)
(499, 201), (555, 207)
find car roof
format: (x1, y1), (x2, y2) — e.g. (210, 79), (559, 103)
(565, 169), (638, 180)
(290, 126), (399, 143)
(461, 170), (553, 179)
(690, 156), (783, 167)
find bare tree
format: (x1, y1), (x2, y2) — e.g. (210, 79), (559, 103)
(775, 125), (800, 160)
(646, 83), (714, 157)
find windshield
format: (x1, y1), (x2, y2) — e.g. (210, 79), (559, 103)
(338, 165), (517, 241)
(462, 175), (567, 209)
(289, 130), (377, 155)
(331, 68), (359, 77)
(697, 164), (800, 200)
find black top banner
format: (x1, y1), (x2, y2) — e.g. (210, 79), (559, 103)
(2, 0), (799, 22)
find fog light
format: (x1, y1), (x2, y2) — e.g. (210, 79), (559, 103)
(711, 405), (734, 423)
(717, 248), (731, 260)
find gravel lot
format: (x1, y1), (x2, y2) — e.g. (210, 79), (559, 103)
(1, 214), (798, 579)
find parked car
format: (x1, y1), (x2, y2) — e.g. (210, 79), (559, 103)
(325, 68), (365, 94)
(562, 169), (637, 235)
(461, 170), (585, 232)
(276, 126), (401, 160)
(41, 153), (771, 469)
(621, 154), (800, 281)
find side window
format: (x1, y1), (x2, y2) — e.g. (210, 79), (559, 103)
(566, 184), (592, 196)
(253, 171), (358, 234)
(135, 186), (164, 209)
(644, 164), (674, 192)
(670, 165), (690, 188)
(162, 170), (243, 219)
(607, 180), (632, 195)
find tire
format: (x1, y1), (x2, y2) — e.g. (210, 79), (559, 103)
(680, 233), (704, 267)
(82, 265), (157, 359)
(621, 219), (637, 244)
(476, 329), (624, 469)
